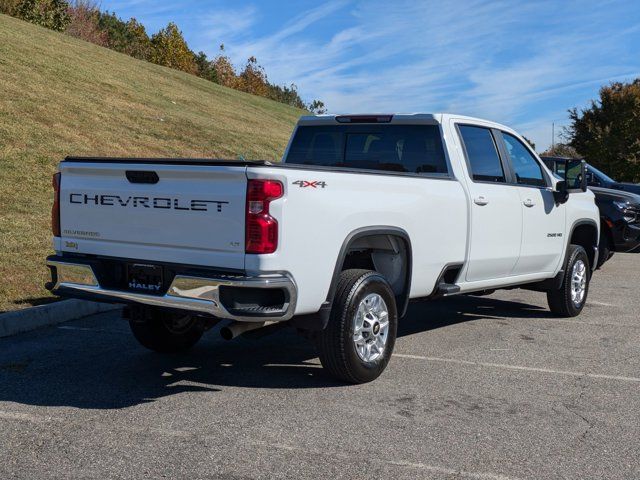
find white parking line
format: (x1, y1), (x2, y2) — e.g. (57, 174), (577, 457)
(394, 354), (640, 383)
(56, 325), (125, 334)
(57, 326), (99, 331)
(0, 411), (520, 480)
(0, 410), (61, 423)
(529, 317), (633, 327)
(252, 441), (520, 480)
(586, 301), (614, 307)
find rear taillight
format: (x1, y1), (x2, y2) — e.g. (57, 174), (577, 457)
(245, 179), (283, 254)
(52, 172), (61, 237)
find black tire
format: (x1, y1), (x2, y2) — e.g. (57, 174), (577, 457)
(596, 229), (612, 269)
(547, 245), (590, 317)
(315, 269), (398, 384)
(128, 307), (205, 353)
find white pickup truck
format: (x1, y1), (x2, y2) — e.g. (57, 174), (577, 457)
(46, 114), (599, 383)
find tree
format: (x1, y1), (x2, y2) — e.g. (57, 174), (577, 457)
(541, 143), (580, 158)
(194, 51), (216, 82)
(0, 0), (20, 15)
(566, 79), (640, 182)
(97, 11), (129, 51)
(266, 83), (306, 109)
(237, 56), (268, 96)
(66, 0), (108, 46)
(16, 0), (70, 31)
(522, 136), (536, 151)
(149, 22), (197, 74)
(211, 45), (237, 88)
(123, 18), (151, 60)
(73, 10), (149, 59)
(308, 99), (326, 114)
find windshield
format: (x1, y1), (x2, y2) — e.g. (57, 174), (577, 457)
(283, 124), (448, 175)
(587, 164), (616, 183)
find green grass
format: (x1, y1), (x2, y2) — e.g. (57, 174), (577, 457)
(0, 14), (305, 312)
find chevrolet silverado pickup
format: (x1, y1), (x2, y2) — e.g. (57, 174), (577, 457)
(46, 114), (600, 383)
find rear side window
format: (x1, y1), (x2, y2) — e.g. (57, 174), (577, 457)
(502, 133), (546, 187)
(284, 125), (448, 175)
(458, 125), (505, 182)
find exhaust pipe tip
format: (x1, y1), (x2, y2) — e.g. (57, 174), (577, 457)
(220, 326), (234, 341)
(220, 321), (267, 340)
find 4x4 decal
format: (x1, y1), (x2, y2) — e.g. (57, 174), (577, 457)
(293, 180), (327, 189)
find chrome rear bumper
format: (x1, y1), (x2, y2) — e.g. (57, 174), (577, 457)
(46, 259), (296, 322)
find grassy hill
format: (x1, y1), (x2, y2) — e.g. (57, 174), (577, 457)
(0, 14), (305, 312)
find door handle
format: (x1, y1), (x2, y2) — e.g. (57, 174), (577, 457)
(474, 196), (489, 206)
(523, 198), (535, 207)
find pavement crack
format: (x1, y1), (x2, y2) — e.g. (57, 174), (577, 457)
(561, 376), (596, 444)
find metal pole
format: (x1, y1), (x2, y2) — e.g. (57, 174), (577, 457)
(552, 122), (555, 152)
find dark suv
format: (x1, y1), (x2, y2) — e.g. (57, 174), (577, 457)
(542, 157), (640, 268)
(584, 163), (640, 195)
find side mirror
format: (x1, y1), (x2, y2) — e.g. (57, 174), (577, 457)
(553, 159), (586, 204)
(553, 180), (569, 204)
(565, 159), (587, 192)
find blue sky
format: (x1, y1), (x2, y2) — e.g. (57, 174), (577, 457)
(102, 0), (640, 151)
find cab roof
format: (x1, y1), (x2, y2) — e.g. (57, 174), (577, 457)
(296, 113), (518, 134)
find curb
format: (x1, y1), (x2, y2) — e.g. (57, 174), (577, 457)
(0, 300), (121, 338)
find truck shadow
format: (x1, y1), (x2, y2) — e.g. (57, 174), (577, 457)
(398, 294), (553, 337)
(0, 295), (552, 410)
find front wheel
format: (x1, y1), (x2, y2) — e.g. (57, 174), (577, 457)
(315, 269), (398, 384)
(547, 245), (590, 317)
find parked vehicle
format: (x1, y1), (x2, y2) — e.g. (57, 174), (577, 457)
(46, 114), (600, 383)
(543, 156), (640, 267)
(583, 162), (640, 196)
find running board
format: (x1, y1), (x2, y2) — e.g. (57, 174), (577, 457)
(428, 263), (464, 299)
(436, 283), (461, 296)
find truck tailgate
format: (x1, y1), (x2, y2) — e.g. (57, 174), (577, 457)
(58, 161), (247, 270)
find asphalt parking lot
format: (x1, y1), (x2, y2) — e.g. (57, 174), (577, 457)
(1, 254), (639, 480)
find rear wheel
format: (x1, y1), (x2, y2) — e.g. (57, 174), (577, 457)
(128, 307), (205, 353)
(547, 245), (590, 317)
(315, 269), (398, 384)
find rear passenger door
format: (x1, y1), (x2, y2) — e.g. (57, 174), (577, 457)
(456, 125), (523, 282)
(498, 132), (566, 275)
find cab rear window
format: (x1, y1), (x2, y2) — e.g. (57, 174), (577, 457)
(283, 125), (449, 175)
